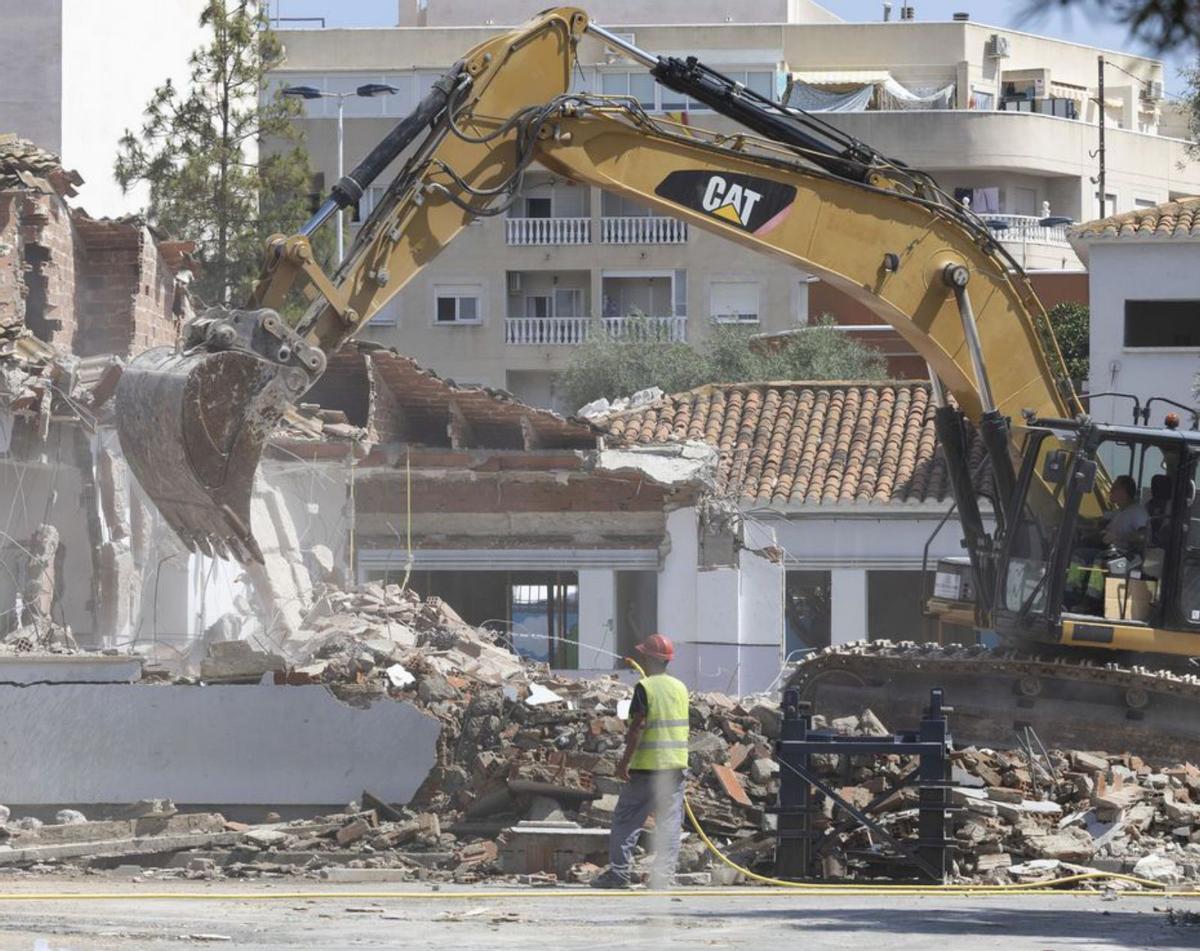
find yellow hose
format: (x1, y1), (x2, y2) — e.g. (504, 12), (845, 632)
(626, 655), (1200, 897)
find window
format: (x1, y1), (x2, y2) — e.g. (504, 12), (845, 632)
(353, 185), (388, 223)
(525, 289), (583, 319)
(601, 70), (654, 109)
(1124, 300), (1200, 348)
(786, 571), (831, 653)
(970, 88), (995, 111)
(525, 197), (552, 219)
(1135, 198), (1158, 209)
(434, 284), (482, 324)
(1010, 186), (1037, 217)
(710, 280), (759, 323)
(555, 287), (583, 318)
(600, 68), (775, 112)
(673, 269), (688, 318)
(1095, 192), (1118, 217)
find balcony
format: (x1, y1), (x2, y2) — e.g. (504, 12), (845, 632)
(981, 214), (1072, 248)
(505, 315), (687, 346)
(505, 216), (591, 246)
(600, 216), (688, 244)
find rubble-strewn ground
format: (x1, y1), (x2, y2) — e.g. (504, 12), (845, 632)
(0, 880), (1196, 951)
(4, 583), (1200, 889)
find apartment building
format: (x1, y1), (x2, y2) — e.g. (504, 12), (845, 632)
(269, 1), (1199, 411)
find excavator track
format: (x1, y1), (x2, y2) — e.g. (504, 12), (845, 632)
(787, 641), (1200, 763)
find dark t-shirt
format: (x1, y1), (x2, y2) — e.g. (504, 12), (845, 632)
(629, 682), (648, 717)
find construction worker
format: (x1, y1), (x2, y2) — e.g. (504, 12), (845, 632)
(590, 633), (689, 889)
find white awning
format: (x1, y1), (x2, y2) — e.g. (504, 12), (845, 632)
(790, 69), (892, 87)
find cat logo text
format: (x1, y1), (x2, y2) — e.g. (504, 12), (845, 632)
(700, 175), (762, 227)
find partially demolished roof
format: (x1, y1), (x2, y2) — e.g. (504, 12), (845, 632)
(301, 344), (598, 452)
(0, 134), (82, 197)
(600, 381), (986, 505)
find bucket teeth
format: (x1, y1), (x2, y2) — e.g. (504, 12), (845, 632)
(115, 344), (291, 565)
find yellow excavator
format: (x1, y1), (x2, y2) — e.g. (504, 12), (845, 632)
(115, 8), (1200, 757)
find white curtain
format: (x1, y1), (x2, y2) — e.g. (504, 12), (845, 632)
(787, 75), (956, 112)
(878, 77), (956, 110)
(786, 80), (874, 113)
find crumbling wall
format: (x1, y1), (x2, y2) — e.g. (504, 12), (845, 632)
(75, 224), (178, 357)
(0, 190), (78, 348)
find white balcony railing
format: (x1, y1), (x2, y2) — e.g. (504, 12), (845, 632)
(505, 315), (688, 346)
(980, 214), (1072, 248)
(505, 216), (591, 245)
(600, 216), (688, 244)
(601, 315), (687, 342)
(505, 316), (592, 345)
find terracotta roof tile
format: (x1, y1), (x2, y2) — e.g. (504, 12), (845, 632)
(1070, 196), (1200, 242)
(602, 382), (985, 505)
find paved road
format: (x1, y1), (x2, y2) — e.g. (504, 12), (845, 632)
(0, 877), (1196, 950)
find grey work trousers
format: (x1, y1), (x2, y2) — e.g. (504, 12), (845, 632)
(608, 769), (686, 882)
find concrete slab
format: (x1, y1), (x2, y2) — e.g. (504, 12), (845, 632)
(0, 654), (143, 684)
(0, 684), (439, 807)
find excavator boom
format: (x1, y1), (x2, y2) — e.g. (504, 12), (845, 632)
(116, 7), (1077, 563)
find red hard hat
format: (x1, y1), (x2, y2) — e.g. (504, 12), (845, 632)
(636, 633), (675, 661)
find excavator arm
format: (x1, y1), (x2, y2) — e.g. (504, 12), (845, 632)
(115, 7), (1080, 567)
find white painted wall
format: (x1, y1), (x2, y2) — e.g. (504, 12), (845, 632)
(657, 506), (700, 685)
(830, 568), (868, 645)
(577, 567), (618, 669)
(0, 683), (439, 807)
(60, 0), (208, 217)
(1082, 239), (1200, 428)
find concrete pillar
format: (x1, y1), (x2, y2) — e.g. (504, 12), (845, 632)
(830, 568), (868, 645)
(577, 568), (617, 670)
(737, 549), (785, 694)
(657, 507), (699, 686)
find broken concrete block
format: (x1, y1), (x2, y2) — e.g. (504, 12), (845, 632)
(200, 641), (286, 682)
(54, 809), (86, 825)
(1025, 827), (1095, 863)
(242, 828), (289, 849)
(0, 805), (9, 825)
(857, 709), (889, 737)
(1132, 852), (1181, 884)
(1071, 751), (1109, 774)
(749, 757), (779, 784)
(336, 818), (372, 846)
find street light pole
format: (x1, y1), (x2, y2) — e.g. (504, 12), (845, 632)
(1097, 55), (1107, 219)
(280, 82), (399, 264)
(336, 94), (345, 261)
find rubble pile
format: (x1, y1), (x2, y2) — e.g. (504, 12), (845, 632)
(2, 582), (1199, 888)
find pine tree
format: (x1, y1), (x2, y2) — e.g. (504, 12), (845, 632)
(115, 1), (320, 306)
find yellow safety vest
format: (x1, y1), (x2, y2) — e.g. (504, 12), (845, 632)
(629, 673), (690, 771)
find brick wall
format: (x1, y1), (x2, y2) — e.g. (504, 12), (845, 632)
(74, 220), (180, 358)
(0, 191), (181, 358)
(0, 190), (79, 348)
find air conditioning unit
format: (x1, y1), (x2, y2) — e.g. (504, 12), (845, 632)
(987, 34), (1010, 59)
(1140, 80), (1164, 101)
(507, 272), (522, 293)
(604, 32), (636, 63)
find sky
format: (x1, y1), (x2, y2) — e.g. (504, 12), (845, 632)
(267, 0), (1197, 94)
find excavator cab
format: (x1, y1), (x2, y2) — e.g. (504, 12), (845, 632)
(991, 417), (1200, 657)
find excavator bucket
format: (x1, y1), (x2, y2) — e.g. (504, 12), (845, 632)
(116, 308), (322, 564)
